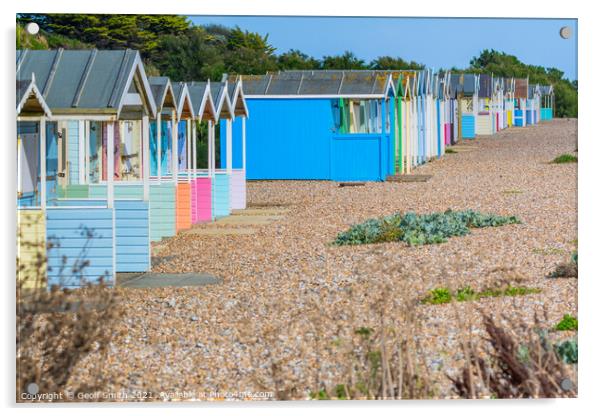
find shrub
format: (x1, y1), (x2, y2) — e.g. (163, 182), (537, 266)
(422, 285), (541, 305)
(333, 210), (521, 247)
(552, 154), (577, 164)
(449, 314), (577, 398)
(547, 251), (578, 279)
(555, 339), (578, 364)
(555, 314), (578, 331)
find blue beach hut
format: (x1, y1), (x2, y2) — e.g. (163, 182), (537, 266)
(229, 70), (396, 181)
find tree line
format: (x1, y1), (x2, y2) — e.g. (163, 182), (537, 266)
(17, 14), (576, 117)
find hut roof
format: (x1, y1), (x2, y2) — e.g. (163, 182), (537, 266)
(515, 78), (529, 99)
(221, 76), (249, 117)
(16, 49), (156, 117)
(228, 70), (395, 98)
(478, 74), (493, 98)
(171, 82), (195, 120)
(186, 81), (217, 121)
(16, 76), (52, 116)
(148, 76), (177, 111)
(209, 81), (234, 119)
(540, 85), (554, 95)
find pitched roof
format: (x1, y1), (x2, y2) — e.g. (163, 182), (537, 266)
(148, 76), (177, 111)
(222, 77), (248, 117)
(171, 82), (195, 120)
(209, 81), (234, 119)
(16, 76), (52, 116)
(186, 81), (217, 121)
(16, 49), (156, 117)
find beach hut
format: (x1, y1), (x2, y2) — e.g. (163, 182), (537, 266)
(448, 74), (463, 144)
(17, 48), (157, 286)
(220, 76), (250, 210)
(209, 81), (235, 217)
(491, 77), (503, 132)
(228, 70), (396, 181)
(148, 76), (178, 241)
(504, 78), (515, 127)
(459, 73), (478, 139)
(527, 84), (541, 125)
(540, 85), (554, 120)
(17, 76), (52, 290)
(476, 74), (494, 135)
(171, 82), (196, 231)
(514, 78), (529, 127)
(187, 81), (217, 223)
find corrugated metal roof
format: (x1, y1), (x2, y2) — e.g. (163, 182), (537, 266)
(462, 74), (477, 95)
(478, 74), (492, 98)
(16, 49), (156, 116)
(229, 70), (394, 97)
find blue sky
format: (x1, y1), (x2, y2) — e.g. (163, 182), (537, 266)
(188, 16), (578, 80)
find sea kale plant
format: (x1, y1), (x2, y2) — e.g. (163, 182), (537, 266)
(333, 209), (521, 247)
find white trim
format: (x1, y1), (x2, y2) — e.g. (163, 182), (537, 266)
(17, 78), (52, 117)
(107, 121), (114, 209)
(230, 79), (250, 117)
(242, 116), (246, 171)
(116, 53), (157, 119)
(142, 115), (150, 201)
(172, 110), (178, 184)
(226, 118), (232, 175)
(78, 120), (86, 184)
(187, 119), (192, 182)
(197, 84), (218, 121)
(40, 117), (46, 210)
(176, 83), (195, 122)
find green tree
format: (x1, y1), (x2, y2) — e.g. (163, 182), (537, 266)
(321, 51), (367, 70)
(154, 27), (225, 81)
(17, 14), (189, 58)
(370, 56), (424, 70)
(277, 49), (320, 70)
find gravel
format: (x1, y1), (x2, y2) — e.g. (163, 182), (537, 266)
(70, 119), (578, 400)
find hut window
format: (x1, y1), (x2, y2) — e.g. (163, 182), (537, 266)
(332, 99), (384, 134)
(17, 122), (40, 207)
(120, 120), (142, 181)
(88, 122), (102, 184)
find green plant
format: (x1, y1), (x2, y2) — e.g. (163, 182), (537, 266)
(555, 314), (578, 331)
(445, 148), (457, 154)
(421, 285), (541, 305)
(424, 288), (453, 304)
(555, 339), (578, 364)
(309, 389), (329, 400)
(333, 210), (521, 247)
(455, 286), (476, 302)
(551, 154), (577, 164)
